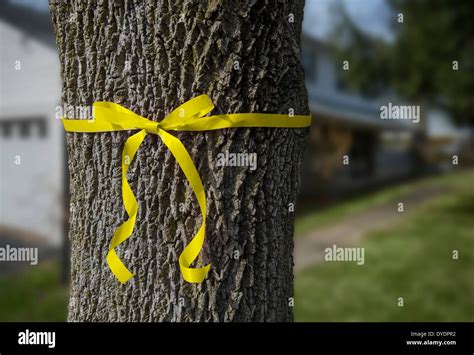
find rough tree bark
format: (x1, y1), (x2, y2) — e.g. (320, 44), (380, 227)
(49, 0), (309, 322)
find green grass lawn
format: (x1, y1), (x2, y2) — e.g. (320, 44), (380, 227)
(0, 261), (68, 321)
(295, 169), (474, 321)
(295, 172), (462, 237)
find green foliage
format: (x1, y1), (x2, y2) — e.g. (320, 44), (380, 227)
(332, 0), (474, 125)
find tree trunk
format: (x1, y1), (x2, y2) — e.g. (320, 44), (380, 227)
(49, 0), (309, 322)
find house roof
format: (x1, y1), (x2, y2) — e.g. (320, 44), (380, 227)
(302, 33), (418, 131)
(309, 94), (417, 131)
(0, 2), (56, 49)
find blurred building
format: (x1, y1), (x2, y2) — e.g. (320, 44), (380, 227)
(0, 1), (468, 247)
(0, 2), (64, 246)
(423, 107), (469, 170)
(300, 34), (463, 199)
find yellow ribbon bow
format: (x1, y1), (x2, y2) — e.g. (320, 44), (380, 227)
(62, 95), (311, 284)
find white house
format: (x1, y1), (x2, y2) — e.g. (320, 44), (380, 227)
(0, 14), (64, 246)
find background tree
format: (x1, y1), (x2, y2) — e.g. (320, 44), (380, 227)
(331, 0), (474, 126)
(49, 0), (309, 321)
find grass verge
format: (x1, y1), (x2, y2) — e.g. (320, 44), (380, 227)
(0, 261), (68, 321)
(295, 170), (474, 321)
(295, 171), (465, 237)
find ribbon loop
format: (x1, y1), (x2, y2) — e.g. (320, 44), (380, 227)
(62, 95), (311, 284)
(159, 95), (215, 130)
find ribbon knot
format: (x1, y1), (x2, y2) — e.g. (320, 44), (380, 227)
(62, 95), (311, 284)
(144, 121), (160, 134)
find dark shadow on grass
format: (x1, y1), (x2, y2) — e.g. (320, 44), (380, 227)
(441, 193), (474, 217)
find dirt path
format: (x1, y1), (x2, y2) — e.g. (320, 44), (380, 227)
(294, 184), (450, 271)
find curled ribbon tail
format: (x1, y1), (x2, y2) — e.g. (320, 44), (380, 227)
(106, 129), (147, 284)
(157, 129), (211, 283)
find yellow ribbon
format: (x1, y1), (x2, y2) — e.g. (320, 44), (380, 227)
(62, 95), (311, 284)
